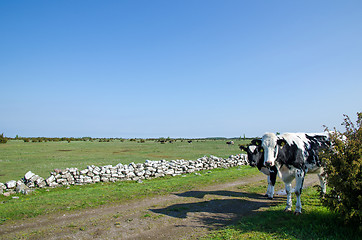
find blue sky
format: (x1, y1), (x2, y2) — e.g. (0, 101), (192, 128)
(1, 1), (361, 138)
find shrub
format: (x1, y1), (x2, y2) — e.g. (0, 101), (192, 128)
(0, 133), (7, 144)
(321, 113), (362, 228)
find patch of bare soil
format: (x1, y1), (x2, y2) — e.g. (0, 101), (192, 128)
(0, 174), (320, 240)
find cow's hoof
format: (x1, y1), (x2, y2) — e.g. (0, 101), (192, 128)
(294, 211), (302, 216)
(264, 194), (269, 197)
(284, 207), (292, 212)
(267, 196), (273, 200)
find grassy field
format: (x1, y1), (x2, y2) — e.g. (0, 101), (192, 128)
(0, 139), (250, 182)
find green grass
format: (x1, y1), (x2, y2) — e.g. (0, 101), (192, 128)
(0, 139), (249, 182)
(202, 187), (361, 240)
(0, 166), (259, 224)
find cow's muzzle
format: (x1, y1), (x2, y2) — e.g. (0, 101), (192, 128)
(265, 161), (273, 167)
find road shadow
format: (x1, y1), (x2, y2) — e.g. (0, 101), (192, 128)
(150, 190), (285, 229)
(175, 190), (282, 199)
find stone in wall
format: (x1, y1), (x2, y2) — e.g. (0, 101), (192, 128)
(5, 180), (17, 189)
(46, 175), (56, 185)
(16, 182), (31, 195)
(24, 171), (35, 181)
(0, 182), (6, 195)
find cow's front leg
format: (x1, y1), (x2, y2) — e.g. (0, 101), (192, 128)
(284, 182), (292, 212)
(318, 172), (327, 195)
(267, 182), (275, 200)
(267, 167), (277, 200)
(294, 169), (305, 215)
(265, 176), (275, 199)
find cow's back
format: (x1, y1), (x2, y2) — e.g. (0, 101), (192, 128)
(278, 133), (329, 170)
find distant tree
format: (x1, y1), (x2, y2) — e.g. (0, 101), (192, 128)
(0, 133), (8, 144)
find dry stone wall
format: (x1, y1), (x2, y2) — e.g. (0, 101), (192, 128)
(1, 154), (248, 196)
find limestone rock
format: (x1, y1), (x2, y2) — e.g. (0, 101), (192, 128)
(16, 182), (32, 195)
(46, 175), (56, 185)
(0, 183), (5, 195)
(6, 180), (17, 189)
(3, 192), (11, 197)
(24, 171), (35, 181)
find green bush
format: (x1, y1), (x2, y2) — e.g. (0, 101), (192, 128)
(0, 133), (7, 144)
(321, 113), (362, 229)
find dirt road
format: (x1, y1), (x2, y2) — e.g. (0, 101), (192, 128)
(0, 174), (320, 240)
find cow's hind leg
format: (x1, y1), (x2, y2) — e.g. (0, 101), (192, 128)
(284, 182), (293, 212)
(294, 169), (305, 215)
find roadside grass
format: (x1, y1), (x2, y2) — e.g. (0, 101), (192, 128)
(0, 166), (259, 224)
(0, 139), (249, 182)
(202, 187), (360, 240)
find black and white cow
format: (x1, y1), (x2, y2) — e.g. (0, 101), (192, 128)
(240, 140), (278, 199)
(258, 132), (330, 214)
(226, 141), (234, 145)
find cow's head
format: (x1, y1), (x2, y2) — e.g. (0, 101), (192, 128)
(261, 133), (286, 167)
(239, 139), (263, 167)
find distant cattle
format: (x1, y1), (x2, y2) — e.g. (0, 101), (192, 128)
(258, 132), (330, 214)
(240, 140), (278, 199)
(226, 141), (234, 145)
(187, 140), (192, 144)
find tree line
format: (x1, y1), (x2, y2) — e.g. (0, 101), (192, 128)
(0, 135), (249, 144)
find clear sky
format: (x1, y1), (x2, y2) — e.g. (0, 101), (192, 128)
(1, 1), (361, 138)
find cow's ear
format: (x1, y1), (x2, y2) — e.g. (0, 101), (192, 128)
(277, 139), (287, 147)
(251, 139), (262, 146)
(239, 145), (247, 151)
